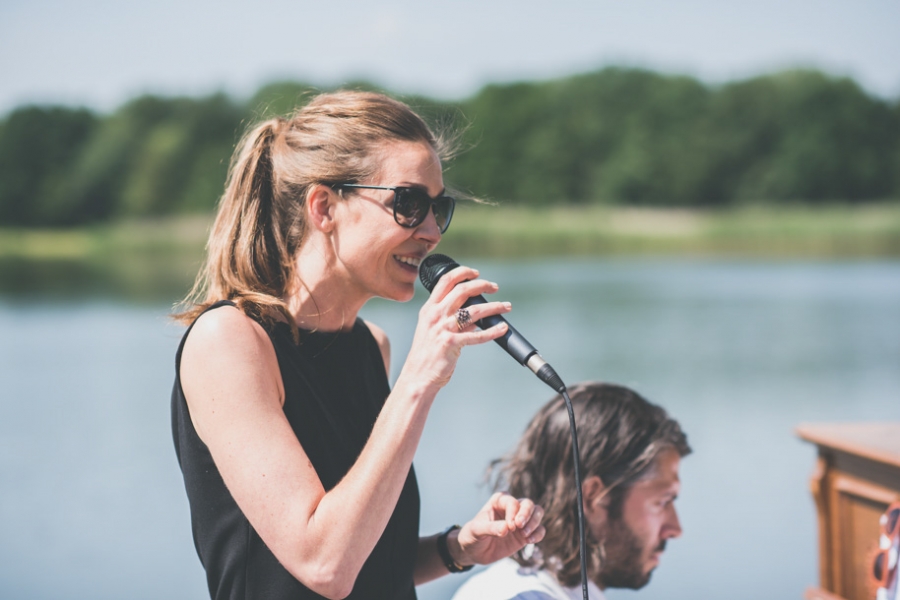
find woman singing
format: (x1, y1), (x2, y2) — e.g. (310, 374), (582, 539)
(171, 90), (545, 599)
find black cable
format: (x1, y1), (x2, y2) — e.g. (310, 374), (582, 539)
(521, 367), (587, 598)
(417, 255), (589, 597)
(561, 387), (589, 600)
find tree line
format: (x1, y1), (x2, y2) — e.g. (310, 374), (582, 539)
(1, 67), (898, 226)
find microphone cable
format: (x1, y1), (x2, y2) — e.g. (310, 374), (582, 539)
(514, 379), (589, 600)
(418, 254), (589, 599)
(561, 386), (589, 600)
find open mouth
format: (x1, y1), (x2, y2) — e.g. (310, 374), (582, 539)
(394, 255), (422, 270)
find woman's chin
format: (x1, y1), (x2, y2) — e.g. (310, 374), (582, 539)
(379, 283), (417, 304)
(394, 288), (417, 303)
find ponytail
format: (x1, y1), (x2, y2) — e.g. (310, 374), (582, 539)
(175, 118), (299, 332)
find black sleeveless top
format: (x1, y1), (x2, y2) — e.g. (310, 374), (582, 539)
(171, 302), (420, 599)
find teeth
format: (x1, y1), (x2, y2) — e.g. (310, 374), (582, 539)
(395, 255), (422, 267)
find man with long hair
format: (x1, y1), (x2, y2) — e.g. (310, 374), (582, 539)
(453, 382), (691, 599)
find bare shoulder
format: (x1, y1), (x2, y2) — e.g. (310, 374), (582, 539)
(184, 304), (271, 358)
(362, 319), (391, 376)
(180, 305), (284, 440)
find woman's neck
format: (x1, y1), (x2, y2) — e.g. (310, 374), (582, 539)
(286, 244), (369, 332)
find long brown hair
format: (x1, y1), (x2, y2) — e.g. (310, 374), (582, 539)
(492, 381), (691, 587)
(173, 90), (453, 332)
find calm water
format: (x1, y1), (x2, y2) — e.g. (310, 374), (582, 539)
(1, 258), (898, 600)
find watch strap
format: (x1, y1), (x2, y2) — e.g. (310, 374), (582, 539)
(436, 525), (473, 573)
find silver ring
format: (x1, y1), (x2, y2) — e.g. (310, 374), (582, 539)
(456, 308), (473, 331)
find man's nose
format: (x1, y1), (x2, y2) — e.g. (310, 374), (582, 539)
(663, 505), (683, 539)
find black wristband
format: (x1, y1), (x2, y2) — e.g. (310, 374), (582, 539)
(436, 525), (473, 573)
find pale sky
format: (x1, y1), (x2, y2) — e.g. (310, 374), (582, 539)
(1, 0), (898, 115)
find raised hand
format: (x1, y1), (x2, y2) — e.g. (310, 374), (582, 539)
(396, 265), (512, 395)
(453, 492), (546, 567)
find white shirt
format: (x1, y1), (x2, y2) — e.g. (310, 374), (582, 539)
(451, 558), (606, 600)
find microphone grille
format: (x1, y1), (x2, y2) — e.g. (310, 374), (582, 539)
(418, 253), (459, 292)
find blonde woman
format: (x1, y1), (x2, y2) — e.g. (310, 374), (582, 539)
(171, 91), (545, 599)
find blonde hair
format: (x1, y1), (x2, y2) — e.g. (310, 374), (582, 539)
(174, 90), (452, 333)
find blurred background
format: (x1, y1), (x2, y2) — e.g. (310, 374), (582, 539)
(1, 1), (899, 599)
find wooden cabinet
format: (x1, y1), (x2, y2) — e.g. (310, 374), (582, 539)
(797, 423), (900, 600)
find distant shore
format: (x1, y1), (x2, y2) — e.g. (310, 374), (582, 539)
(444, 201), (900, 258)
(2, 203), (897, 301)
(2, 202), (898, 261)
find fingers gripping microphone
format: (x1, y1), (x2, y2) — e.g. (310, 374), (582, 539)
(419, 254), (565, 393)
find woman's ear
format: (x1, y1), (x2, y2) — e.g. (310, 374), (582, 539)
(582, 475), (611, 526)
(306, 184), (337, 233)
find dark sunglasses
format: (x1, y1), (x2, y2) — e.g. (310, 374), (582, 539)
(334, 184), (455, 234)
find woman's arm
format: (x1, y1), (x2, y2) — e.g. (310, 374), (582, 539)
(181, 267), (514, 599)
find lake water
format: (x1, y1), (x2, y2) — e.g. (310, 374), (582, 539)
(1, 258), (898, 600)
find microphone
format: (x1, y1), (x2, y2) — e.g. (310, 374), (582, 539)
(419, 253), (565, 393)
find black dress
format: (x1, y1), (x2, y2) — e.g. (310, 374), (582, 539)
(172, 301), (420, 599)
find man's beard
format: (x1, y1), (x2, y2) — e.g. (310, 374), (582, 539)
(597, 518), (663, 590)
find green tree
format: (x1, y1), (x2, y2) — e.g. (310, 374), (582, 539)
(453, 69), (714, 205)
(720, 71), (900, 202)
(450, 67), (900, 206)
(0, 106), (97, 225)
(3, 68), (898, 228)
(63, 93), (242, 223)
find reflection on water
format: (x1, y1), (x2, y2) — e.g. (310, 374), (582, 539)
(1, 258), (898, 600)
(0, 253), (198, 304)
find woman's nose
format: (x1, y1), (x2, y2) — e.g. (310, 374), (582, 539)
(414, 206), (442, 245)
